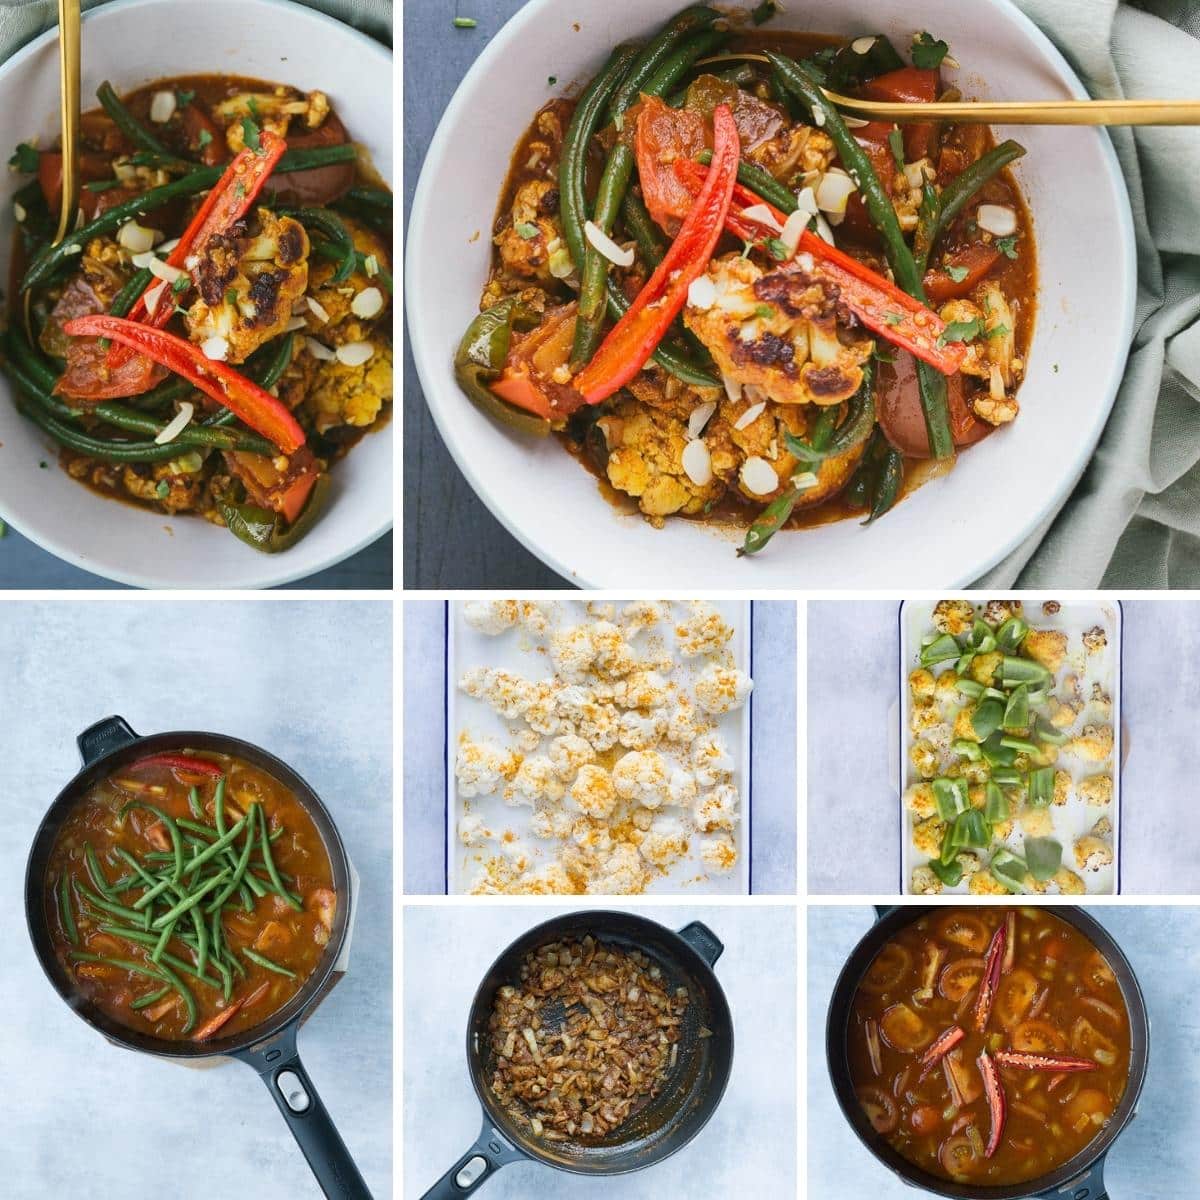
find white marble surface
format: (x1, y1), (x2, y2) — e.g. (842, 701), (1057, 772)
(0, 599), (392, 1199)
(807, 905), (1200, 1197)
(402, 601), (797, 894)
(807, 599), (1200, 894)
(404, 903), (797, 1198)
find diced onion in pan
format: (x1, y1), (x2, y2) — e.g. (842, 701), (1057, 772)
(149, 91), (177, 124)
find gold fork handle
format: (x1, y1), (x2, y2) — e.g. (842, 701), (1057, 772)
(52, 0), (82, 247)
(826, 93), (1200, 126)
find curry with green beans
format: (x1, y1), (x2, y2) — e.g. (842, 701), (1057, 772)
(849, 908), (1130, 1185)
(4, 74), (392, 553)
(455, 6), (1036, 552)
(46, 750), (336, 1041)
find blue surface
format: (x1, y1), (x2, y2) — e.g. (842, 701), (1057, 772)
(402, 599), (797, 893)
(807, 905), (1200, 1199)
(0, 523), (393, 589)
(0, 598), (393, 1198)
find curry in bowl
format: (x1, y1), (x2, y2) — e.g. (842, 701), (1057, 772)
(46, 749), (336, 1041)
(4, 74), (392, 553)
(848, 907), (1129, 1186)
(455, 5), (1034, 555)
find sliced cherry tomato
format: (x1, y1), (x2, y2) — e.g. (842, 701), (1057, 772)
(858, 1086), (899, 1134)
(1082, 951), (1117, 991)
(995, 968), (1039, 1030)
(939, 1133), (981, 1178)
(939, 956), (985, 1003)
(880, 1002), (932, 1052)
(910, 1105), (941, 1136)
(1012, 1018), (1068, 1055)
(634, 95), (707, 235)
(1070, 1017), (1119, 1064)
(877, 351), (991, 457)
(38, 150), (122, 218)
(180, 102), (229, 166)
(924, 243), (1002, 303)
(271, 111), (356, 207)
(1064, 1088), (1112, 1129)
(226, 446), (319, 522)
(860, 942), (911, 993)
(861, 67), (940, 161)
(939, 912), (990, 953)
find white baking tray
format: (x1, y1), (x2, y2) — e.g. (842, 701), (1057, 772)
(444, 599), (753, 895)
(896, 597), (1122, 895)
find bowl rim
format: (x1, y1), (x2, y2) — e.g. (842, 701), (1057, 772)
(407, 0), (1138, 588)
(0, 0), (394, 590)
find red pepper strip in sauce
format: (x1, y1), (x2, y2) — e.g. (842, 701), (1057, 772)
(192, 980), (271, 1041)
(127, 753), (224, 777)
(672, 158), (966, 376)
(993, 1051), (1099, 1073)
(572, 104), (741, 406)
(917, 1025), (965, 1080)
(973, 922), (1007, 1033)
(64, 315), (306, 454)
(109, 129), (288, 369)
(977, 1049), (1007, 1158)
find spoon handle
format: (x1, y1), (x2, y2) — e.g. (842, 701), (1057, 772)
(52, 0), (82, 246)
(828, 94), (1200, 126)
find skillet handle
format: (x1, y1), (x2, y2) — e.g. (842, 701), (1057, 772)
(1045, 1154), (1108, 1200)
(235, 1023), (373, 1200)
(420, 1116), (525, 1199)
(77, 714), (139, 765)
(676, 920), (725, 967)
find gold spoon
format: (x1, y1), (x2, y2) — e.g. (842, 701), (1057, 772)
(52, 0), (82, 246)
(700, 54), (1200, 125)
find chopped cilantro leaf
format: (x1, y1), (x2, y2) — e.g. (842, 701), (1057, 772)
(155, 481), (170, 499)
(764, 237), (790, 262)
(247, 96), (260, 117)
(453, 16), (477, 28)
(241, 117), (262, 153)
(911, 32), (949, 70)
(938, 317), (983, 346)
(172, 275), (190, 294)
(176, 89), (196, 108)
(945, 264), (969, 283)
(514, 221), (539, 239)
(996, 236), (1019, 260)
(197, 128), (213, 149)
(754, 304), (775, 320)
(548, 76), (557, 86)
(887, 129), (905, 171)
(882, 311), (904, 326)
(987, 323), (1011, 339)
(225, 286), (239, 306)
(9, 142), (38, 173)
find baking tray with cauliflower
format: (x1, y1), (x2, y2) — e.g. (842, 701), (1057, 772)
(446, 598), (753, 895)
(2, 73), (391, 553)
(899, 598), (1121, 896)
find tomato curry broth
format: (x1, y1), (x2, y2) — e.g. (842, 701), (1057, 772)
(476, 24), (1037, 536)
(848, 908), (1129, 1186)
(46, 751), (336, 1042)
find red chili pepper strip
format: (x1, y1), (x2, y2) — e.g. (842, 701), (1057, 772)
(573, 104), (740, 406)
(973, 922), (1007, 1033)
(672, 158), (966, 376)
(127, 753), (224, 777)
(994, 1051), (1099, 1073)
(917, 1025), (965, 1080)
(978, 1049), (1007, 1158)
(111, 130), (288, 365)
(63, 315), (306, 454)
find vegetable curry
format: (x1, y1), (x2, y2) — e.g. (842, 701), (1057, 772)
(4, 73), (393, 554)
(46, 750), (336, 1042)
(455, 7), (1037, 555)
(849, 908), (1129, 1185)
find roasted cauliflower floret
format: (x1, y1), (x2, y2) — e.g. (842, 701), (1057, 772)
(970, 870), (1010, 895)
(912, 816), (947, 857)
(1048, 697), (1081, 729)
(1020, 808), (1054, 838)
(298, 342), (393, 433)
(933, 600), (975, 636)
(910, 740), (939, 779)
(494, 179), (566, 286)
(1078, 774), (1114, 806)
(215, 89), (330, 152)
(1082, 626), (1108, 654)
(1074, 834), (1113, 871)
(186, 209), (309, 363)
(120, 458), (206, 513)
(747, 123), (836, 182)
(909, 668), (935, 700)
(904, 782), (937, 819)
(599, 394), (723, 520)
(1065, 724), (1114, 763)
(1052, 769), (1072, 806)
(983, 600), (1022, 625)
(1023, 628), (1068, 673)
(969, 651), (1002, 686)
(953, 706), (982, 743)
(683, 253), (873, 407)
(910, 865), (943, 895)
(303, 218), (390, 346)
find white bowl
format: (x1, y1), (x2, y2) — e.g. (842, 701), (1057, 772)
(409, 0), (1135, 588)
(0, 0), (392, 589)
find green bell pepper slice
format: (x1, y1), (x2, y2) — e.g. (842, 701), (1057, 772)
(217, 474), (331, 554)
(1025, 836), (1063, 882)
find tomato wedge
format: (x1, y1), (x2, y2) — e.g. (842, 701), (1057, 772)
(924, 244), (1002, 303)
(861, 67), (940, 161)
(63, 314), (306, 454)
(878, 351), (990, 457)
(573, 104), (740, 406)
(634, 96), (707, 235)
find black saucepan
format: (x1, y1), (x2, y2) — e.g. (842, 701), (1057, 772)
(25, 715), (373, 1200)
(827, 905), (1150, 1200)
(421, 909), (735, 1198)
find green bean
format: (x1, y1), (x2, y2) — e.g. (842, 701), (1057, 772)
(151, 922), (175, 963)
(697, 150), (799, 215)
(187, 786), (203, 819)
(619, 192), (667, 266)
(310, 241), (393, 292)
(191, 896), (209, 977)
(344, 185), (392, 210)
(573, 19), (725, 366)
(766, 50), (953, 461)
(72, 948), (197, 1032)
(78, 882), (152, 928)
(58, 874), (79, 947)
(740, 488), (801, 558)
(130, 985), (172, 1010)
(84, 843), (117, 899)
(205, 804), (259, 913)
(214, 776), (227, 838)
(150, 871), (231, 930)
(97, 81), (176, 161)
(242, 948), (296, 979)
(177, 815), (247, 881)
(865, 444), (904, 524)
(559, 44), (643, 275)
(208, 909), (233, 1001)
(149, 959), (197, 1033)
(602, 280), (719, 388)
(785, 360), (876, 463)
(98, 266), (155, 350)
(21, 145), (358, 292)
(287, 207), (357, 282)
(257, 805), (303, 911)
(96, 923), (221, 988)
(120, 800), (184, 892)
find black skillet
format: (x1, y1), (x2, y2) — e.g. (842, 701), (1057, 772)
(421, 909), (735, 1198)
(25, 715), (373, 1200)
(827, 905), (1150, 1200)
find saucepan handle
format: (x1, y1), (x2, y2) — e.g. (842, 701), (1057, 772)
(874, 905), (898, 921)
(236, 1024), (373, 1199)
(676, 920), (725, 967)
(420, 1115), (526, 1199)
(1044, 1154), (1108, 1200)
(77, 715), (139, 765)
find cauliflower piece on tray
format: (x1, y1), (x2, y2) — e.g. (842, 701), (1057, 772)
(611, 750), (669, 807)
(694, 665), (752, 714)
